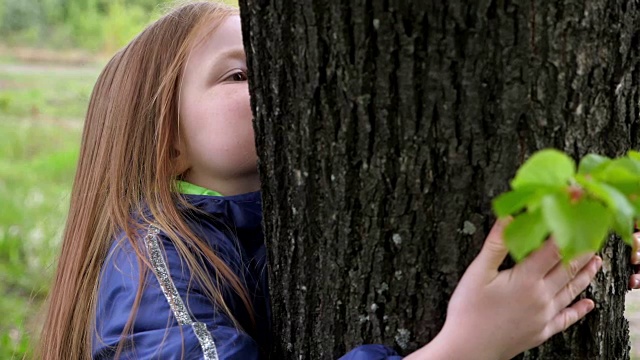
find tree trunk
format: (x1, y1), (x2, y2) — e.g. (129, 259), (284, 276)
(239, 1), (640, 359)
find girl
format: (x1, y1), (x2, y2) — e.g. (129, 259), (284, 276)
(38, 1), (640, 359)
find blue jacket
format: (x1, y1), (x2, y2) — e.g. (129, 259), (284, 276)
(93, 191), (402, 359)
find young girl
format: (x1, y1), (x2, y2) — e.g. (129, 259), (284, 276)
(38, 1), (640, 359)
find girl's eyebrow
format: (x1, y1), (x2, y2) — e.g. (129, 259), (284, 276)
(212, 47), (246, 63)
(206, 47), (246, 78)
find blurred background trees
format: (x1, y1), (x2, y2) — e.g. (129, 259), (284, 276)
(0, 0), (167, 53)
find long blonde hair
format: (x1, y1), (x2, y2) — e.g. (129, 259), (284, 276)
(38, 2), (253, 359)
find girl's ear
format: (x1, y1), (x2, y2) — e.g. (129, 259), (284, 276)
(172, 139), (190, 176)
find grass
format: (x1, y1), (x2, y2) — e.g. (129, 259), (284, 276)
(0, 69), (96, 120)
(0, 62), (98, 358)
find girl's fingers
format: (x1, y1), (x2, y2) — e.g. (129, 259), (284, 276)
(553, 256), (602, 312)
(629, 274), (640, 289)
(546, 299), (595, 337)
(544, 253), (596, 294)
(518, 239), (562, 278)
(473, 219), (511, 272)
(632, 233), (640, 264)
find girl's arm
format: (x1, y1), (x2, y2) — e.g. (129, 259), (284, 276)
(405, 219), (600, 360)
(94, 232), (262, 359)
(336, 220), (599, 360)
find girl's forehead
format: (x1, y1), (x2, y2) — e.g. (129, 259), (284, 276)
(191, 16), (243, 57)
(183, 16), (245, 79)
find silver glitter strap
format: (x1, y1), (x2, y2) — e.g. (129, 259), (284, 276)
(144, 225), (219, 360)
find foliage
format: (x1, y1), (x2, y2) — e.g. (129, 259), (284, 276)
(0, 0), (167, 52)
(494, 149), (640, 261)
(0, 0), (240, 53)
(101, 0), (147, 53)
(0, 0), (43, 33)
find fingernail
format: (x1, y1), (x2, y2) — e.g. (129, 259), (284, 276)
(634, 279), (640, 289)
(595, 257), (602, 270)
(636, 251), (640, 264)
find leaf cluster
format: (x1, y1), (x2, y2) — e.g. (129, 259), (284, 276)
(493, 149), (640, 261)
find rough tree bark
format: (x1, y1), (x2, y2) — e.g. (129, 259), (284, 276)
(239, 1), (640, 359)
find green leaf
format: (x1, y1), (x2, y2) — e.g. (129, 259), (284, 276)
(628, 150), (640, 161)
(504, 210), (549, 261)
(541, 194), (573, 250)
(613, 213), (635, 246)
(630, 197), (640, 219)
(511, 149), (576, 190)
(612, 157), (640, 175)
(493, 188), (538, 217)
(577, 154), (610, 175)
(541, 193), (612, 260)
(592, 157), (640, 180)
(590, 158), (640, 195)
(577, 175), (635, 245)
(604, 181), (640, 196)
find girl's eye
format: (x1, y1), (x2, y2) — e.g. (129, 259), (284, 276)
(225, 71), (248, 82)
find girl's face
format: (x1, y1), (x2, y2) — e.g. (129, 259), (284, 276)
(177, 15), (259, 195)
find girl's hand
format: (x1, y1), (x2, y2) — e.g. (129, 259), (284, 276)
(411, 219), (601, 360)
(630, 231), (640, 289)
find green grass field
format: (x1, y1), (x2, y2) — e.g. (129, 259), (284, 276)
(0, 61), (99, 358)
